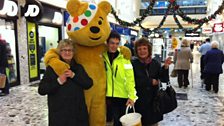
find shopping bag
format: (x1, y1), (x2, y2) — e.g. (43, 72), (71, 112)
(170, 69), (177, 77)
(120, 105), (142, 126)
(0, 74), (6, 88)
(153, 82), (177, 114)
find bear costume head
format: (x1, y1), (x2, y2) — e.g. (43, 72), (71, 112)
(66, 0), (111, 46)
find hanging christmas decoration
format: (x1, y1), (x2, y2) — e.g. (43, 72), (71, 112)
(139, 2), (172, 33)
(110, 0), (224, 33)
(110, 0), (156, 27)
(173, 0), (224, 25)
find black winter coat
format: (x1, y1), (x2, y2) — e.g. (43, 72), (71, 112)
(132, 58), (169, 125)
(38, 60), (93, 126)
(0, 41), (8, 69)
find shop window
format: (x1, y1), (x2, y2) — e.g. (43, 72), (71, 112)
(0, 19), (18, 84)
(38, 25), (59, 75)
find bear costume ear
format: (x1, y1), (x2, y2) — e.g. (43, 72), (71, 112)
(66, 0), (88, 17)
(98, 1), (111, 14)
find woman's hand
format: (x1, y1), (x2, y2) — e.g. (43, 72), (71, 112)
(152, 79), (159, 86)
(64, 69), (75, 78)
(58, 74), (67, 85)
(164, 57), (172, 69)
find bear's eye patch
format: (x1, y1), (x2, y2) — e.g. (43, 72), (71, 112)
(98, 20), (102, 25)
(98, 17), (103, 25)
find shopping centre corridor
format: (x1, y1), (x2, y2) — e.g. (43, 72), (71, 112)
(0, 51), (224, 126)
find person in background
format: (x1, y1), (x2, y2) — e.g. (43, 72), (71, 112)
(38, 39), (93, 126)
(124, 40), (135, 56)
(174, 39), (193, 88)
(103, 30), (137, 126)
(190, 41), (194, 51)
(0, 39), (9, 96)
(203, 41), (224, 93)
(132, 37), (171, 126)
(199, 38), (211, 84)
(124, 40), (131, 49)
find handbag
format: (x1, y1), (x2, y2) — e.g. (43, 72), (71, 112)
(170, 69), (177, 77)
(153, 82), (177, 114)
(0, 74), (6, 88)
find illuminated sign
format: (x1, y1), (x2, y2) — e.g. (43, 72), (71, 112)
(24, 5), (40, 17)
(185, 32), (200, 37)
(52, 12), (63, 25)
(213, 23), (223, 32)
(22, 0), (43, 22)
(0, 0), (18, 17)
(130, 30), (138, 36)
(202, 28), (212, 34)
(27, 22), (38, 80)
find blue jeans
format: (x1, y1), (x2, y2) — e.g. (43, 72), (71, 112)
(0, 67), (10, 94)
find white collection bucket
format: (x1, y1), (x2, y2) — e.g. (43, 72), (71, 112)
(120, 105), (142, 126)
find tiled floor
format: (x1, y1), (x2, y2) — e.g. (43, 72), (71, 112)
(0, 51), (224, 126)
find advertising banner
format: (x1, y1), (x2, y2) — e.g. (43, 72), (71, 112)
(27, 22), (38, 80)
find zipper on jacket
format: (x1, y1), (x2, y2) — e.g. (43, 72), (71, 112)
(112, 68), (114, 97)
(114, 65), (118, 78)
(103, 55), (115, 97)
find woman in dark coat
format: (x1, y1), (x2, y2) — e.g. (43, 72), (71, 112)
(132, 38), (171, 126)
(38, 39), (93, 126)
(0, 39), (10, 96)
(204, 41), (224, 93)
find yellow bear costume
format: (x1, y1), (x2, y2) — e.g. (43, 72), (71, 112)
(44, 0), (131, 125)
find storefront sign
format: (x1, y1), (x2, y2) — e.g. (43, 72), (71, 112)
(52, 12), (63, 25)
(130, 30), (138, 36)
(185, 32), (200, 37)
(202, 27), (212, 34)
(0, 0), (44, 20)
(0, 0), (18, 17)
(213, 23), (223, 32)
(27, 22), (38, 80)
(39, 3), (62, 25)
(22, 0), (43, 22)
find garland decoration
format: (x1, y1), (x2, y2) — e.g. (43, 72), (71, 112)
(110, 0), (156, 27)
(173, 10), (204, 32)
(110, 0), (224, 34)
(172, 0), (224, 25)
(139, 1), (172, 34)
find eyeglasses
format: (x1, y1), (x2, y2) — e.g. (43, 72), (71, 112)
(60, 49), (73, 53)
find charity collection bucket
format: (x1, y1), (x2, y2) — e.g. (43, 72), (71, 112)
(120, 105), (142, 126)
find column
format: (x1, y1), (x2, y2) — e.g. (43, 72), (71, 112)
(17, 0), (29, 84)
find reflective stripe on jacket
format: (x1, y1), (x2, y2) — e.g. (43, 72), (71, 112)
(103, 50), (137, 101)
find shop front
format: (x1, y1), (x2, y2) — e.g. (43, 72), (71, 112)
(25, 1), (63, 81)
(110, 23), (139, 46)
(0, 0), (20, 86)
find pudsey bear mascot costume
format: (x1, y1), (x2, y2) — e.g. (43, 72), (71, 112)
(44, 0), (131, 125)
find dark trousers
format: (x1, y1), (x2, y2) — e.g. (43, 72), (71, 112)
(0, 67), (9, 94)
(200, 55), (205, 79)
(204, 73), (219, 93)
(177, 70), (189, 87)
(106, 97), (127, 126)
(106, 98), (113, 122)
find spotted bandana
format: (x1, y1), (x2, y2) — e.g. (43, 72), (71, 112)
(66, 3), (97, 32)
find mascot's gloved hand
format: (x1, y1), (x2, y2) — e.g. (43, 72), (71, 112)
(44, 48), (70, 76)
(119, 46), (132, 60)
